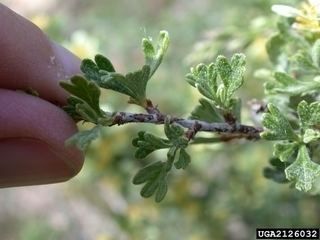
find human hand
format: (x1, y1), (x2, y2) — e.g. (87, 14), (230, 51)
(0, 3), (84, 187)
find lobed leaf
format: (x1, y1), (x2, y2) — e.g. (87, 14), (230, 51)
(261, 103), (297, 141)
(132, 131), (171, 159)
(263, 158), (290, 184)
(273, 142), (298, 162)
(285, 145), (320, 192)
(142, 30), (169, 78)
(100, 65), (151, 106)
(65, 125), (101, 151)
(303, 129), (320, 143)
(264, 72), (320, 96)
(174, 148), (191, 170)
(186, 63), (217, 101)
(94, 54), (115, 72)
(266, 34), (285, 64)
(133, 161), (169, 202)
(186, 53), (245, 110)
(155, 180), (168, 203)
(291, 50), (318, 73)
(60, 76), (104, 123)
(164, 117), (185, 141)
(297, 100), (320, 130)
(190, 98), (224, 123)
(132, 161), (164, 185)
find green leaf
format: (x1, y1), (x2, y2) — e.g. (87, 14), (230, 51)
(80, 59), (102, 82)
(273, 142), (298, 162)
(142, 30), (169, 78)
(297, 100), (320, 130)
(190, 98), (224, 123)
(291, 50), (318, 72)
(186, 63), (217, 101)
(311, 39), (320, 68)
(261, 103), (297, 141)
(285, 145), (320, 192)
(166, 146), (178, 171)
(216, 53), (246, 102)
(132, 131), (171, 159)
(132, 161), (164, 184)
(94, 54), (115, 72)
(62, 96), (84, 122)
(186, 53), (245, 110)
(134, 162), (168, 201)
(99, 65), (151, 106)
(263, 157), (290, 184)
(174, 148), (191, 169)
(60, 76), (101, 113)
(80, 55), (115, 81)
(216, 56), (232, 89)
(264, 72), (320, 96)
(164, 117), (184, 141)
(140, 177), (161, 198)
(60, 76), (104, 123)
(266, 34), (285, 64)
(65, 125), (101, 151)
(303, 129), (320, 143)
(155, 180), (168, 203)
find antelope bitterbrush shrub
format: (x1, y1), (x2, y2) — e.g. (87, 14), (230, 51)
(60, 1), (320, 202)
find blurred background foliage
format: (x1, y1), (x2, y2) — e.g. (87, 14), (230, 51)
(1, 0), (320, 239)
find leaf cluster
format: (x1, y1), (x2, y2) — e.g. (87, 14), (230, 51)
(132, 118), (191, 202)
(262, 101), (320, 191)
(80, 31), (169, 107)
(186, 54), (245, 123)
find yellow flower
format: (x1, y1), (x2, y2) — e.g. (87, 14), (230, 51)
(294, 0), (320, 32)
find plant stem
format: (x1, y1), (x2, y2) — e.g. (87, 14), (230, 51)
(110, 111), (262, 140)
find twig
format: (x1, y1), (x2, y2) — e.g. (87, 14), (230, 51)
(110, 111), (262, 140)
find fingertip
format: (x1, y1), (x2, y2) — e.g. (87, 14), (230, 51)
(0, 138), (84, 187)
(0, 4), (81, 105)
(0, 89), (84, 187)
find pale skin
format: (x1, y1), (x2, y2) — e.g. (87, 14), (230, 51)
(0, 3), (84, 187)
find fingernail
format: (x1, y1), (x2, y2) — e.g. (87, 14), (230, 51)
(50, 41), (81, 80)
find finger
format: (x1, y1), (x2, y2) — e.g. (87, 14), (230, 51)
(0, 3), (80, 105)
(0, 89), (84, 187)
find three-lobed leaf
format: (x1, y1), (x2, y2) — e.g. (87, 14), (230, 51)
(273, 142), (298, 162)
(174, 148), (191, 170)
(60, 76), (104, 123)
(285, 145), (320, 192)
(297, 100), (320, 130)
(190, 98), (224, 123)
(65, 125), (101, 151)
(99, 65), (151, 106)
(261, 103), (297, 141)
(142, 30), (169, 78)
(132, 131), (171, 159)
(133, 161), (169, 202)
(186, 53), (245, 110)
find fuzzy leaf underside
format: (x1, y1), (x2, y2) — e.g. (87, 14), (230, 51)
(186, 53), (245, 110)
(261, 103), (297, 141)
(142, 30), (169, 78)
(297, 101), (320, 130)
(65, 125), (101, 151)
(285, 145), (320, 192)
